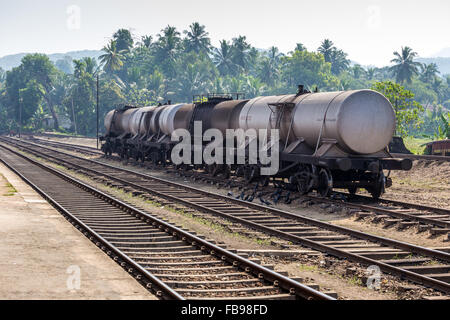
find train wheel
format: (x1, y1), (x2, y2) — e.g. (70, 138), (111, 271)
(367, 173), (385, 200)
(317, 169), (333, 197)
(149, 151), (160, 165)
(291, 166), (313, 195)
(348, 187), (359, 195)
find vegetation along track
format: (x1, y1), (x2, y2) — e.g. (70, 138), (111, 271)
(0, 144), (334, 300)
(2, 136), (450, 295)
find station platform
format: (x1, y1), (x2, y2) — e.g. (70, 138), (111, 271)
(0, 162), (157, 300)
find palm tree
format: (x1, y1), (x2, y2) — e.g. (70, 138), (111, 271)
(268, 46), (282, 65)
(294, 43), (306, 52)
(183, 22), (211, 54)
(155, 25), (181, 59)
(352, 64), (366, 79)
(154, 25), (182, 77)
(73, 59), (85, 79)
(329, 49), (350, 75)
(420, 63), (440, 83)
(366, 67), (376, 80)
(390, 46), (421, 84)
(141, 35), (153, 49)
(113, 29), (134, 53)
(318, 39), (334, 62)
(258, 58), (279, 86)
(99, 40), (125, 74)
(431, 77), (444, 102)
(82, 57), (98, 75)
(231, 36), (251, 72)
(213, 40), (237, 76)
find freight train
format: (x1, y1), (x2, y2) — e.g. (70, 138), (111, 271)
(101, 86), (412, 199)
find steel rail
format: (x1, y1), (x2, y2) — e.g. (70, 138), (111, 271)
(2, 138), (450, 294)
(0, 144), (333, 301)
(392, 153), (450, 162)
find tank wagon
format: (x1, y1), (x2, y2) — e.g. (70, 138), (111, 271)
(101, 86), (412, 199)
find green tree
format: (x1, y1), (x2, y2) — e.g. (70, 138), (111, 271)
(420, 63), (439, 84)
(329, 49), (350, 75)
(213, 40), (237, 76)
(318, 39), (334, 62)
(293, 43), (306, 52)
(231, 36), (251, 73)
(99, 40), (125, 74)
(154, 25), (182, 77)
(5, 54), (60, 129)
(390, 46), (421, 84)
(372, 81), (424, 137)
(281, 50), (338, 90)
(141, 35), (153, 49)
(113, 29), (134, 53)
(183, 22), (211, 54)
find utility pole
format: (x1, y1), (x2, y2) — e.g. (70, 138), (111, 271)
(71, 97), (77, 135)
(19, 91), (22, 139)
(96, 74), (99, 150)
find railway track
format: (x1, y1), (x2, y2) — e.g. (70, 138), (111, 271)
(30, 136), (450, 234)
(2, 136), (450, 296)
(392, 153), (450, 162)
(0, 144), (333, 300)
(23, 135), (102, 156)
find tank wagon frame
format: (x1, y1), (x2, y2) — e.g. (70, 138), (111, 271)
(101, 86), (412, 199)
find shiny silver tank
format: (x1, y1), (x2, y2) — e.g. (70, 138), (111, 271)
(238, 96), (287, 131)
(149, 105), (169, 134)
(237, 90), (395, 155)
(158, 104), (186, 136)
(129, 106), (157, 136)
(290, 90), (395, 155)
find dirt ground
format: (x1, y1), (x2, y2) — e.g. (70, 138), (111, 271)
(385, 160), (450, 209)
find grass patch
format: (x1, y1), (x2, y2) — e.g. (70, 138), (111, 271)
(403, 136), (433, 155)
(3, 182), (17, 196)
(348, 275), (363, 286)
(298, 264), (319, 272)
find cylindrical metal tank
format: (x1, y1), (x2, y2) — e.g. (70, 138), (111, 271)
(290, 90), (395, 155)
(173, 104), (195, 132)
(158, 104), (186, 136)
(129, 106), (157, 136)
(210, 100), (248, 135)
(149, 105), (169, 134)
(104, 107), (139, 136)
(239, 96), (287, 132)
(104, 110), (116, 135)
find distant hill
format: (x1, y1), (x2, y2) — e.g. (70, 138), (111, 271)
(0, 50), (103, 71)
(416, 57), (450, 76)
(431, 47), (450, 58)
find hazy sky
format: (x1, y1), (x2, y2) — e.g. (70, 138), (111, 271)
(0, 0), (449, 66)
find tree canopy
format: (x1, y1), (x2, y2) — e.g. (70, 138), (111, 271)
(0, 23), (449, 142)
